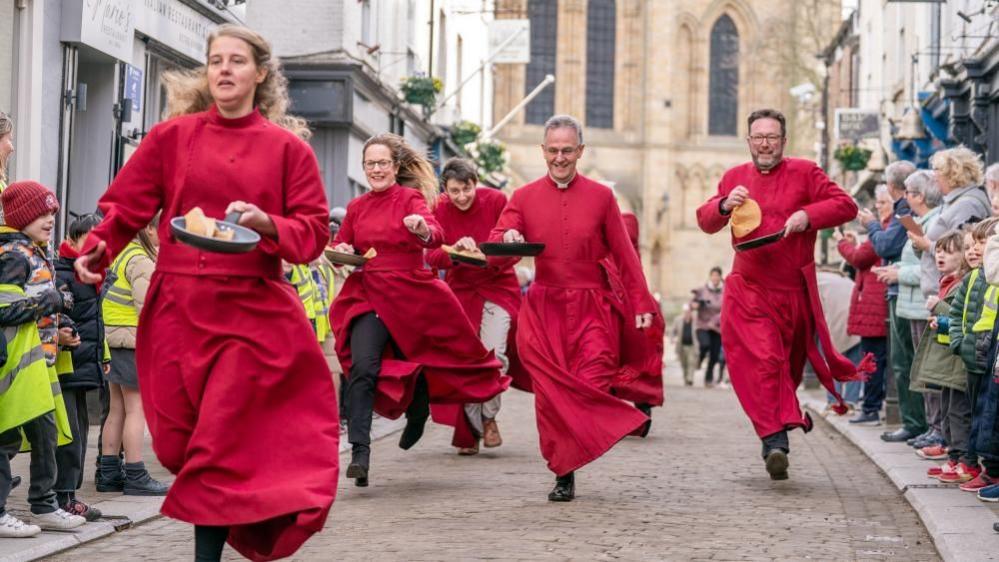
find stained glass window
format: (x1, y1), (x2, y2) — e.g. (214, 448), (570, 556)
(708, 15), (739, 136)
(586, 0), (616, 129)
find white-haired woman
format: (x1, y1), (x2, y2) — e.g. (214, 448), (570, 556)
(74, 25), (338, 562)
(912, 147), (991, 253)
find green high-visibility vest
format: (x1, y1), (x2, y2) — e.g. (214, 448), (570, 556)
(0, 283), (72, 446)
(972, 283), (999, 334)
(55, 349), (73, 376)
(102, 242), (148, 328)
(289, 264), (317, 322)
(314, 263), (335, 342)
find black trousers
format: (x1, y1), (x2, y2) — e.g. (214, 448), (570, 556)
(0, 413), (59, 514)
(860, 337), (888, 415)
(346, 313), (429, 446)
(55, 388), (90, 496)
(696, 329), (722, 383)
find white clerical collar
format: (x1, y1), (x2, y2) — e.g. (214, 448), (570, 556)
(549, 172), (577, 189)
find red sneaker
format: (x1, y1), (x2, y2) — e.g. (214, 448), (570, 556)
(917, 445), (948, 460)
(959, 473), (996, 492)
(929, 460), (957, 478)
(938, 463), (980, 483)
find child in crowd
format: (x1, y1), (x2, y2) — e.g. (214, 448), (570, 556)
(973, 226), (999, 498)
(0, 181), (85, 537)
(916, 230), (970, 477)
(945, 218), (999, 485)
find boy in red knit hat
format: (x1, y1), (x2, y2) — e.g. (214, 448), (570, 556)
(0, 180), (85, 537)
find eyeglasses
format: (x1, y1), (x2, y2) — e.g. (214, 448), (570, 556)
(363, 159), (394, 170)
(748, 134), (784, 145)
(544, 146), (579, 157)
(905, 190), (922, 196)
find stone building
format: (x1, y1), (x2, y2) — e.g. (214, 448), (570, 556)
(492, 0), (842, 304)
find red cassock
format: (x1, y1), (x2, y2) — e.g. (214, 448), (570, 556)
(329, 184), (508, 421)
(80, 106), (339, 561)
(489, 174), (656, 476)
(696, 158), (862, 439)
(424, 188), (527, 448)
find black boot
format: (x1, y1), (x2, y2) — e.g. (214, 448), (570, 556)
(547, 472), (575, 502)
(764, 449), (789, 481)
(10, 475), (20, 490)
(123, 462), (169, 496)
(398, 417), (428, 450)
(96, 455), (125, 492)
(636, 403), (652, 438)
(346, 444), (370, 487)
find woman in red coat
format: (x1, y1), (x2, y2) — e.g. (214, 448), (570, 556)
(329, 134), (507, 487)
(75, 25), (339, 562)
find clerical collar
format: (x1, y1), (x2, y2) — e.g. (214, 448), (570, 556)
(549, 172), (577, 189)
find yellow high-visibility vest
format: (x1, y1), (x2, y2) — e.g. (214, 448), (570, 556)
(102, 242), (148, 328)
(0, 283), (72, 446)
(314, 263), (335, 342)
(55, 350), (74, 376)
(972, 283), (999, 334)
(289, 264), (317, 322)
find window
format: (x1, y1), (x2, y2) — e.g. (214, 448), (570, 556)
(361, 0), (372, 46)
(586, 0), (615, 129)
(437, 10), (447, 85)
(708, 15), (739, 136)
(525, 0), (557, 125)
(456, 34), (463, 112)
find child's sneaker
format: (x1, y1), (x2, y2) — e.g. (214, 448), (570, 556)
(0, 513), (41, 538)
(979, 483), (999, 502)
(937, 462), (980, 483)
(62, 499), (102, 522)
(916, 445), (948, 460)
(928, 459), (957, 478)
(959, 473), (996, 492)
(29, 508), (85, 530)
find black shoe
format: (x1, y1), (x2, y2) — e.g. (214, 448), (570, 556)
(881, 428), (918, 443)
(994, 522), (999, 533)
(848, 411), (880, 425)
(764, 449), (789, 480)
(346, 444), (370, 482)
(399, 417), (428, 450)
(96, 455), (125, 492)
(10, 475), (20, 490)
(635, 404), (652, 438)
(123, 462), (169, 496)
(547, 472), (575, 502)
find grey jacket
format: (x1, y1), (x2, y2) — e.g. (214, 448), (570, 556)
(925, 184), (991, 247)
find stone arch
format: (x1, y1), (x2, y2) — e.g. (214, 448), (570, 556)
(674, 14), (699, 139)
(697, 0), (759, 138)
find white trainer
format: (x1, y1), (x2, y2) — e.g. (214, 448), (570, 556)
(30, 508), (85, 530)
(0, 513), (42, 537)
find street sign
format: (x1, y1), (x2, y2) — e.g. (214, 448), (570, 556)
(488, 20), (530, 64)
(124, 65), (143, 115)
(834, 109), (881, 141)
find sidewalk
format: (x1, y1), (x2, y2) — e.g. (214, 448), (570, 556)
(799, 389), (999, 562)
(0, 415), (400, 562)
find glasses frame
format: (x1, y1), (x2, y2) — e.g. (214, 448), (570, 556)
(747, 134), (785, 145)
(363, 159), (396, 171)
(543, 146), (581, 157)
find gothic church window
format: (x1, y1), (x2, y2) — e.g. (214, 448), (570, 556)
(708, 15), (739, 136)
(525, 0), (557, 125)
(586, 0), (616, 129)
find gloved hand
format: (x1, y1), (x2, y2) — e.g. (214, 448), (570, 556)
(36, 288), (64, 316)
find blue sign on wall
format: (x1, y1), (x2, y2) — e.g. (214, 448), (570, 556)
(124, 65), (143, 115)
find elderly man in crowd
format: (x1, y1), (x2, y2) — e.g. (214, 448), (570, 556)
(858, 161), (925, 442)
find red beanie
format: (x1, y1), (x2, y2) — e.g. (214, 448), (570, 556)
(2, 181), (60, 231)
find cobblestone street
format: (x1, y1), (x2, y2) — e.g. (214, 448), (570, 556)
(45, 383), (940, 561)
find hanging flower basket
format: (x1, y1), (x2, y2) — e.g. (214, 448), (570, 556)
(451, 120), (481, 147)
(400, 76), (443, 112)
(466, 139), (507, 176)
(833, 144), (872, 172)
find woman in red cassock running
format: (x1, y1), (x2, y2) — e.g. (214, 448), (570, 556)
(329, 135), (508, 488)
(696, 108), (863, 481)
(75, 25), (339, 562)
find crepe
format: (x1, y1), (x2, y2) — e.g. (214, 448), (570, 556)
(363, 247), (377, 260)
(731, 197), (762, 238)
(442, 243), (486, 261)
(184, 207), (236, 241)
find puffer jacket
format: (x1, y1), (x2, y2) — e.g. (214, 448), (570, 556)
(948, 266), (990, 376)
(55, 243), (105, 391)
(896, 210), (938, 321)
(911, 296), (967, 392)
(837, 237), (888, 337)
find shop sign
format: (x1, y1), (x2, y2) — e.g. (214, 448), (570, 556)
(134, 0), (217, 63)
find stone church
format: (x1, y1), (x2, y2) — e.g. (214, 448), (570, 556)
(492, 0), (842, 306)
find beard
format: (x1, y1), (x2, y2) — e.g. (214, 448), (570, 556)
(752, 151), (783, 171)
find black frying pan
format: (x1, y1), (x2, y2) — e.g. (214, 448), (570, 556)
(170, 212), (260, 254)
(480, 242), (546, 257)
(734, 230), (785, 252)
(324, 249), (367, 267)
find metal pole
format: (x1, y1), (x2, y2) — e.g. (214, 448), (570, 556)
(436, 26), (526, 110)
(482, 74), (555, 140)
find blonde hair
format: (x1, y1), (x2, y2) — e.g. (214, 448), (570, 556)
(363, 133), (438, 209)
(931, 146), (984, 190)
(0, 111), (12, 185)
(136, 212), (161, 261)
(161, 24), (311, 140)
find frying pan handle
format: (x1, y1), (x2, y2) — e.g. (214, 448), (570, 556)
(224, 211), (243, 225)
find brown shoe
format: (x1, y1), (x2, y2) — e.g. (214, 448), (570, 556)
(457, 441), (479, 455)
(482, 419), (502, 448)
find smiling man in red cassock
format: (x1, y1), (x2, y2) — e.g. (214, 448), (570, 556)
(490, 115), (656, 502)
(697, 108), (864, 481)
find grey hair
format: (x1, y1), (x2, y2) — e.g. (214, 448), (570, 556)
(986, 163), (999, 184)
(874, 184), (890, 199)
(884, 160), (916, 189)
(904, 169), (942, 208)
(543, 114), (584, 145)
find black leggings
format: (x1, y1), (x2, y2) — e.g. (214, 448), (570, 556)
(346, 313), (429, 446)
(194, 525), (228, 561)
(696, 329), (722, 383)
